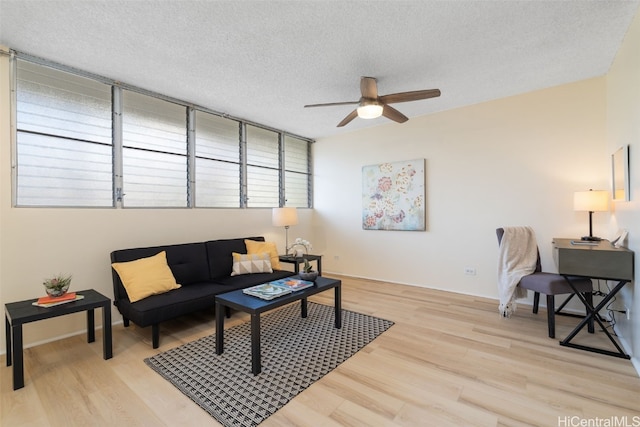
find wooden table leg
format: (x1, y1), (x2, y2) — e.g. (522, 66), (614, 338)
(251, 313), (261, 375)
(87, 309), (95, 343)
(335, 285), (342, 329)
(102, 303), (112, 359)
(5, 314), (11, 367)
(215, 301), (224, 355)
(11, 323), (24, 390)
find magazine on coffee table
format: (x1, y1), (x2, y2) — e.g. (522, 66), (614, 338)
(243, 278), (315, 300)
(268, 278), (314, 292)
(243, 283), (292, 300)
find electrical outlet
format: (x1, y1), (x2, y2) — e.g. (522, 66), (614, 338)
(334, 255), (340, 261)
(464, 267), (477, 276)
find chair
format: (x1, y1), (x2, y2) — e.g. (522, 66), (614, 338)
(496, 227), (594, 338)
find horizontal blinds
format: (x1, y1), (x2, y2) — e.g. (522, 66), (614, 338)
(246, 125), (279, 207)
(246, 125), (278, 167)
(16, 59), (113, 206)
(284, 135), (308, 173)
(14, 58), (313, 209)
(195, 111), (241, 207)
(247, 166), (279, 207)
(284, 135), (310, 207)
(195, 111), (240, 162)
(195, 158), (240, 207)
(122, 90), (187, 207)
(284, 171), (309, 208)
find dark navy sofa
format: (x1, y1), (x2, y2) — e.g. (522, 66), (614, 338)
(110, 236), (294, 348)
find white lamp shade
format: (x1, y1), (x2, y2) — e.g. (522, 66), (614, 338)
(272, 207), (299, 227)
(573, 190), (610, 212)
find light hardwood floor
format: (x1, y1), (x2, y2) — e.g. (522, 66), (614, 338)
(2, 275), (639, 426)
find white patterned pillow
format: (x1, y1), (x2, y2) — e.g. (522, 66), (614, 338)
(231, 252), (273, 275)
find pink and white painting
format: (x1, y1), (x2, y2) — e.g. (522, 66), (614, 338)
(362, 159), (425, 231)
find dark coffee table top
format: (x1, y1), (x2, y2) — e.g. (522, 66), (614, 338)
(216, 276), (341, 314)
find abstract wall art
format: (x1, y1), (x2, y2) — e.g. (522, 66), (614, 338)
(362, 158), (425, 231)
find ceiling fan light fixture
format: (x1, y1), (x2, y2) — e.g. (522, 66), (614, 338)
(304, 77), (441, 126)
(357, 101), (383, 119)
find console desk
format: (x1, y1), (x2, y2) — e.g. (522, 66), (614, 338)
(552, 238), (634, 359)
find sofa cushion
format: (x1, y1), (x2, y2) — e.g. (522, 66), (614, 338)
(111, 242), (210, 286)
(116, 281), (225, 327)
(245, 239), (281, 270)
(205, 237), (265, 279)
(111, 251), (181, 303)
(231, 252), (273, 275)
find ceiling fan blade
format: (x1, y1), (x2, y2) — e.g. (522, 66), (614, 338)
(337, 110), (358, 127)
(379, 89), (441, 104)
(304, 101), (358, 108)
(360, 77), (378, 99)
(382, 105), (409, 123)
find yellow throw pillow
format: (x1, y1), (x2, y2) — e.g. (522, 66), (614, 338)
(231, 252), (273, 275)
(245, 240), (281, 270)
(111, 251), (181, 303)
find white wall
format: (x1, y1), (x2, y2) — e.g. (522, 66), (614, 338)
(314, 78), (609, 295)
(314, 19), (640, 371)
(0, 51), (314, 348)
(606, 9), (640, 372)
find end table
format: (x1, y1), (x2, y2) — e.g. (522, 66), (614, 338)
(278, 254), (322, 275)
(5, 289), (113, 390)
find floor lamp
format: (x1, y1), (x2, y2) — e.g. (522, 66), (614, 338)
(573, 189), (610, 241)
(272, 207), (298, 255)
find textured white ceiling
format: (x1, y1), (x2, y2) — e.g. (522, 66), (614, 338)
(1, 1), (638, 139)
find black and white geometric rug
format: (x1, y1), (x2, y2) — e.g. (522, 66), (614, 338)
(145, 302), (393, 427)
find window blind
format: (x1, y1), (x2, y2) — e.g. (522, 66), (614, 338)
(16, 59), (113, 206)
(13, 57), (313, 209)
(122, 90), (187, 207)
(246, 125), (279, 207)
(284, 135), (310, 207)
(195, 111), (241, 207)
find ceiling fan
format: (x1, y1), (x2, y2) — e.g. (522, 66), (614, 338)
(304, 76), (441, 127)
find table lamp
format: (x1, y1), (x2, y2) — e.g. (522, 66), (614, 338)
(573, 189), (609, 241)
(272, 207), (298, 254)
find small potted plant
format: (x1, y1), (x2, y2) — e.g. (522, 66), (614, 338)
(299, 259), (318, 282)
(43, 274), (72, 297)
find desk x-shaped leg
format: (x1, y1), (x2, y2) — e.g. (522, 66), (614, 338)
(560, 277), (630, 359)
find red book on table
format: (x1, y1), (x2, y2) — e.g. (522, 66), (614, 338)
(37, 292), (77, 304)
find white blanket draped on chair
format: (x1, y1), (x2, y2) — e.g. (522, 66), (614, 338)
(497, 226), (538, 317)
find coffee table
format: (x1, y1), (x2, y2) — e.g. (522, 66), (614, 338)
(215, 275), (341, 375)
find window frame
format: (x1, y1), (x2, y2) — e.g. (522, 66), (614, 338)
(10, 52), (313, 209)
